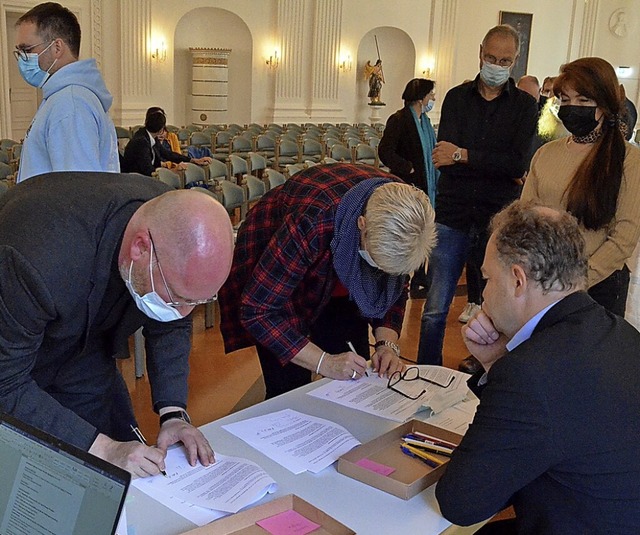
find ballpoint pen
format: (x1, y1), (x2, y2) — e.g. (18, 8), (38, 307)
(347, 341), (369, 376)
(130, 424), (167, 477)
(400, 445), (439, 468)
(402, 443), (446, 466)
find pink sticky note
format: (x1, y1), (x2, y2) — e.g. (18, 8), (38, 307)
(256, 509), (321, 535)
(355, 457), (396, 476)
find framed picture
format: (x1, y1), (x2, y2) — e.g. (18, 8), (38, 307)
(499, 11), (533, 82)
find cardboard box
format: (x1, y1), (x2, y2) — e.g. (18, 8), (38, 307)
(337, 420), (462, 500)
(181, 494), (355, 534)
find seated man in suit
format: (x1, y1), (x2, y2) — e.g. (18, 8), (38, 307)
(436, 200), (640, 534)
(121, 110), (211, 176)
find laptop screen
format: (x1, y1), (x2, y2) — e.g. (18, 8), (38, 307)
(0, 412), (130, 535)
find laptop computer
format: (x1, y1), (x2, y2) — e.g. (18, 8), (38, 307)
(0, 412), (130, 535)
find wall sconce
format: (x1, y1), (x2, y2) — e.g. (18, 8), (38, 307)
(339, 55), (352, 73)
(266, 51), (279, 69)
(151, 41), (167, 63)
(616, 65), (632, 78)
(421, 67), (432, 78)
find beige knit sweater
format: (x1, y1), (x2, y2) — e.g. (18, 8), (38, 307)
(522, 137), (640, 286)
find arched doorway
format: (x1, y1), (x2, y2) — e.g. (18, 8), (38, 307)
(173, 8), (252, 126)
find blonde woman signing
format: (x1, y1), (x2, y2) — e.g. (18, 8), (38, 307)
(522, 57), (640, 315)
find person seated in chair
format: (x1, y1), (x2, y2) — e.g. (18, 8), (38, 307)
(436, 200), (640, 534)
(121, 111), (210, 176)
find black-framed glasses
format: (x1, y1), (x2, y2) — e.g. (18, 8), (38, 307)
(13, 41), (47, 61)
(483, 54), (514, 68)
(148, 229), (217, 308)
(387, 366), (454, 400)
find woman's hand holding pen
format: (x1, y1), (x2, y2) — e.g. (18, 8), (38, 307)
(89, 433), (167, 478)
(320, 350), (368, 380)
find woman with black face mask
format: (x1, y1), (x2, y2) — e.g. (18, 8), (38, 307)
(522, 57), (640, 316)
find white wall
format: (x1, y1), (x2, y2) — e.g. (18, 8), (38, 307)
(1, 0), (640, 136)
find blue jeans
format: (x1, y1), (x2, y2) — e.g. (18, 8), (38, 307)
(417, 223), (488, 365)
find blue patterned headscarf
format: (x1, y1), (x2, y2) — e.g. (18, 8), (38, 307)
(330, 178), (406, 319)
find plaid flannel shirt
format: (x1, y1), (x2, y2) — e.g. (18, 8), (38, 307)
(219, 164), (408, 364)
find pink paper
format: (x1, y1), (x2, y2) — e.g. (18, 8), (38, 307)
(355, 457), (396, 476)
(256, 509), (321, 535)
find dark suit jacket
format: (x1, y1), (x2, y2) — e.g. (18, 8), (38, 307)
(121, 128), (189, 176)
(378, 106), (427, 191)
(0, 172), (192, 450)
(436, 292), (640, 534)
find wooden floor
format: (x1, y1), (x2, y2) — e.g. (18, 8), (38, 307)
(120, 292), (469, 442)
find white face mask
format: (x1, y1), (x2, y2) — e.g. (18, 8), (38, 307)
(124, 249), (184, 322)
(359, 249), (380, 269)
(480, 62), (511, 87)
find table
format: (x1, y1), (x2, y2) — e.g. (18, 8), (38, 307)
(128, 379), (485, 534)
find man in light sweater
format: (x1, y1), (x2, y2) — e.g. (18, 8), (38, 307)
(14, 2), (119, 182)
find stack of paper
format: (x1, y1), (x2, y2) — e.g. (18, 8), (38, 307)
(133, 447), (277, 527)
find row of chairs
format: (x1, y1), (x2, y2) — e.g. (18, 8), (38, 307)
(153, 152), (288, 224)
(0, 139), (22, 181)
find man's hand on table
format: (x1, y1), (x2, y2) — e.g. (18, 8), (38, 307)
(157, 419), (215, 468)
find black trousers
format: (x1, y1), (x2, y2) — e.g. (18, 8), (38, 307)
(588, 265), (630, 317)
(257, 296), (369, 399)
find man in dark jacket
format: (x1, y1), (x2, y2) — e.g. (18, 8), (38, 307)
(436, 200), (640, 534)
(0, 172), (234, 476)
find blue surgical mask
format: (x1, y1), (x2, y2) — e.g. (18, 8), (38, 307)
(422, 100), (434, 114)
(124, 249), (184, 322)
(480, 62), (510, 88)
(359, 249), (380, 269)
(17, 41), (57, 88)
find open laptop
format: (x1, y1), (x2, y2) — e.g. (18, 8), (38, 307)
(0, 412), (130, 535)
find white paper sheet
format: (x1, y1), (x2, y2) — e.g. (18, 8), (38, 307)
(132, 448), (277, 525)
(307, 366), (469, 422)
(222, 409), (361, 474)
(419, 392), (480, 435)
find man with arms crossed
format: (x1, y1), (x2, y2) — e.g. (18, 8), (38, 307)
(436, 200), (640, 534)
(417, 25), (537, 370)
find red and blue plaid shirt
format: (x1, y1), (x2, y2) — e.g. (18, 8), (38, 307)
(219, 163), (408, 364)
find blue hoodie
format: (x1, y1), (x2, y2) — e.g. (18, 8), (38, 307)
(17, 59), (120, 182)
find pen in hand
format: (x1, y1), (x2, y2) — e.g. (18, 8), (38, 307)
(346, 341), (369, 377)
(130, 424), (167, 477)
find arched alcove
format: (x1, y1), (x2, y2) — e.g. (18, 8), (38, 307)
(174, 8), (252, 126)
(356, 27), (415, 124)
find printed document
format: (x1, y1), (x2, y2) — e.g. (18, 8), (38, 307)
(133, 447), (277, 525)
(307, 366), (469, 422)
(222, 409), (360, 474)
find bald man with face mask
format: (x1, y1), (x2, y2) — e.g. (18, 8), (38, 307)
(0, 172), (234, 477)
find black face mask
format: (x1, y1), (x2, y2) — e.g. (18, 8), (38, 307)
(557, 105), (599, 137)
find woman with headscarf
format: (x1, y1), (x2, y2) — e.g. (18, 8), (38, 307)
(219, 164), (436, 398)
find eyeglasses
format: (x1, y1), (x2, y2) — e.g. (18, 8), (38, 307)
(148, 229), (217, 308)
(483, 54), (514, 68)
(387, 366), (454, 400)
(13, 41), (48, 61)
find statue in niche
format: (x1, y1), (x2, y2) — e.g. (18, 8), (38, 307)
(609, 9), (628, 38)
(364, 59), (385, 105)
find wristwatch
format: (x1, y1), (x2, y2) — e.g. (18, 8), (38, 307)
(452, 148), (462, 162)
(374, 340), (401, 357)
(159, 409), (191, 426)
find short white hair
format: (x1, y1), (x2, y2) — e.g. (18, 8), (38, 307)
(364, 183), (436, 275)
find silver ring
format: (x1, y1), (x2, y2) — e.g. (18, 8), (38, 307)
(351, 370), (357, 379)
